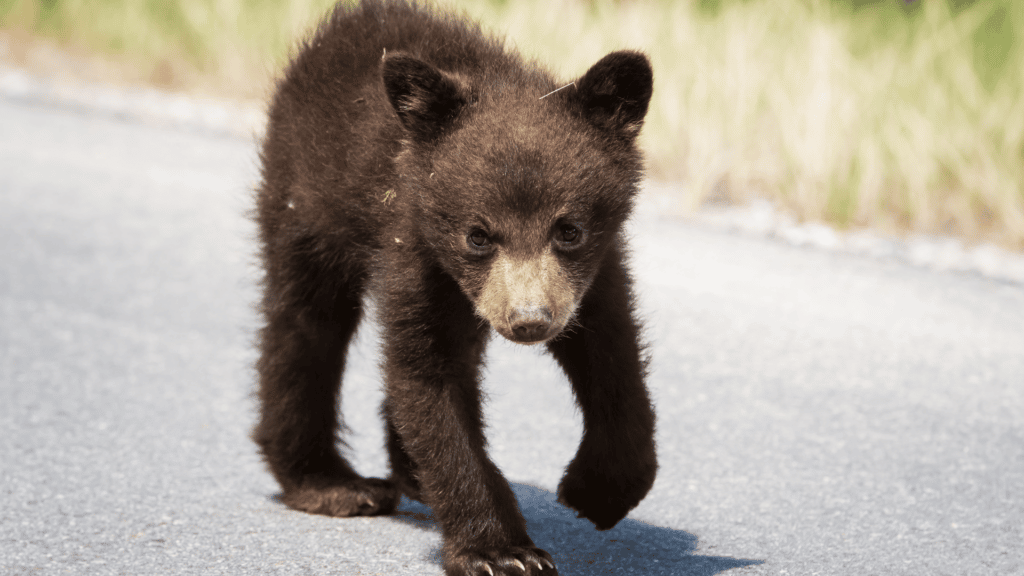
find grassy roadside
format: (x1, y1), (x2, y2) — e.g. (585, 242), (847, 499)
(2, 0), (1022, 250)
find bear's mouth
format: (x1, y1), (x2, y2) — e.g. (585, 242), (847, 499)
(495, 324), (562, 345)
(489, 303), (578, 345)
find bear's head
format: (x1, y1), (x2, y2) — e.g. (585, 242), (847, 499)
(383, 50), (652, 344)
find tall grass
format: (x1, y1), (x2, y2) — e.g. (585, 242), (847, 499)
(2, 0), (1022, 248)
(0, 0), (338, 93)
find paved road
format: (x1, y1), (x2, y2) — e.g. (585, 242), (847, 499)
(1, 91), (1022, 576)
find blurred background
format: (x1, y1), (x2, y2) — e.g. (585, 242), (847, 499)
(1, 0), (1021, 251)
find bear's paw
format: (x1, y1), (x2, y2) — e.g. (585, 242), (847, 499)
(280, 477), (397, 517)
(445, 546), (557, 576)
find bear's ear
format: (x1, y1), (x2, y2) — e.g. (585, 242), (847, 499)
(382, 53), (470, 142)
(567, 50), (653, 138)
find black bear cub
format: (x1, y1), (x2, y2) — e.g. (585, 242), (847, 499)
(254, 0), (656, 574)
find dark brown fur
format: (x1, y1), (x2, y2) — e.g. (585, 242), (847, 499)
(253, 1), (657, 574)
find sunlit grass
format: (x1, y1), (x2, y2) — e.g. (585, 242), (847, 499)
(0, 0), (338, 94)
(2, 0), (1022, 248)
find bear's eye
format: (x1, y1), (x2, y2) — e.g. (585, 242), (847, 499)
(468, 229), (490, 248)
(558, 224), (581, 244)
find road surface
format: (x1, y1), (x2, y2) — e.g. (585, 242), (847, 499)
(1, 85), (1022, 575)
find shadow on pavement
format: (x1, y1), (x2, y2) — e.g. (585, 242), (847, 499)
(393, 482), (762, 575)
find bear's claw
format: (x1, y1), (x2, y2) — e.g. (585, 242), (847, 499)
(446, 546), (557, 576)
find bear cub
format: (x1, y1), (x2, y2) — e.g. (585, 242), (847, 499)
(254, 1), (657, 574)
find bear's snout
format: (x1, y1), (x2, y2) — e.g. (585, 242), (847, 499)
(475, 250), (577, 344)
(508, 305), (553, 343)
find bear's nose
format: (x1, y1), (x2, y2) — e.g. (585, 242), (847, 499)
(508, 305), (553, 342)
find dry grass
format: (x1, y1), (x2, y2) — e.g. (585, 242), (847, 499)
(0, 0), (337, 96)
(2, 0), (1022, 248)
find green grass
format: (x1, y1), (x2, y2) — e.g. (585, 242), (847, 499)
(3, 0), (1023, 249)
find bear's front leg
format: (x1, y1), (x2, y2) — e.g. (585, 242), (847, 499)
(380, 261), (557, 576)
(547, 249), (657, 531)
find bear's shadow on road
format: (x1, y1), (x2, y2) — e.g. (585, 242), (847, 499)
(392, 482), (761, 576)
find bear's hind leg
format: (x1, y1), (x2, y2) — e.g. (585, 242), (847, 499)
(385, 413), (422, 502)
(254, 253), (396, 517)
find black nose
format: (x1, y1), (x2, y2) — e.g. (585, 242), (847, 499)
(508, 305), (553, 342)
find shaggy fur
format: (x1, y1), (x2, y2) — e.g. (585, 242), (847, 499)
(253, 1), (657, 574)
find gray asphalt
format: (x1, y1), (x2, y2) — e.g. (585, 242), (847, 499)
(1, 92), (1022, 576)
